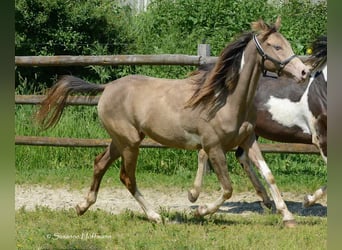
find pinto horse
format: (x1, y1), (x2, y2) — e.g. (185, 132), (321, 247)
(189, 36), (327, 209)
(36, 17), (309, 227)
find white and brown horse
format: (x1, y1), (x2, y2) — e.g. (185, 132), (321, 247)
(36, 17), (309, 227)
(189, 36), (327, 209)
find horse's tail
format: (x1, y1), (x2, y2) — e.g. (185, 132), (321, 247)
(36, 75), (106, 130)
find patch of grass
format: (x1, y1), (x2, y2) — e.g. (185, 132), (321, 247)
(16, 207), (327, 250)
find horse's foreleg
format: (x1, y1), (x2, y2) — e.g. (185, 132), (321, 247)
(235, 147), (272, 209)
(188, 149), (208, 203)
(120, 146), (162, 223)
(303, 185), (327, 207)
(76, 143), (119, 215)
(195, 147), (233, 217)
(242, 137), (296, 227)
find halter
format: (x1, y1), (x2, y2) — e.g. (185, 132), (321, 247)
(253, 34), (297, 76)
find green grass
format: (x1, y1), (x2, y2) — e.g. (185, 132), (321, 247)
(16, 207), (327, 250)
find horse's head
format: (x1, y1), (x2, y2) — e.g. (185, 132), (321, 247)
(252, 16), (309, 83)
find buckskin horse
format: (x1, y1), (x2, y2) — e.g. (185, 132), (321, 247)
(36, 17), (309, 227)
(189, 36), (327, 209)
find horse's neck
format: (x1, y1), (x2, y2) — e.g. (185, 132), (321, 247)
(308, 70), (327, 103)
(306, 64), (327, 99)
(228, 44), (261, 114)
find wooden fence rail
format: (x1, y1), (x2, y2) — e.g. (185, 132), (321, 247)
(15, 95), (100, 105)
(15, 135), (319, 153)
(15, 54), (217, 67)
(15, 55), (308, 67)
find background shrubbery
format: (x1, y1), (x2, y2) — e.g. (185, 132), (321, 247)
(15, 0), (327, 92)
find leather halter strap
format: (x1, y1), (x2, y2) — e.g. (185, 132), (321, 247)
(253, 34), (297, 76)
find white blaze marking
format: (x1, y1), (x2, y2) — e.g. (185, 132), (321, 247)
(266, 77), (316, 135)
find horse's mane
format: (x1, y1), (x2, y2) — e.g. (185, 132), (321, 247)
(185, 32), (254, 118)
(306, 35), (327, 73)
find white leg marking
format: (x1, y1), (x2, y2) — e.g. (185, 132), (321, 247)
(134, 189), (162, 223)
(303, 186), (327, 207)
(188, 150), (207, 202)
(257, 160), (295, 222)
(76, 191), (97, 214)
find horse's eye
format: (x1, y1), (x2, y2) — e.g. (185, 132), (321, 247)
(273, 45), (282, 51)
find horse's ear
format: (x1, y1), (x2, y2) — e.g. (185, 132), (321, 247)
(274, 16), (281, 31)
(251, 19), (269, 33)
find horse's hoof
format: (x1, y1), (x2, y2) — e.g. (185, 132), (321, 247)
(188, 190), (199, 203)
(147, 212), (163, 223)
(303, 195), (312, 208)
(284, 219), (297, 228)
(263, 200), (273, 210)
(75, 205), (85, 216)
(194, 204), (208, 217)
(194, 209), (202, 218)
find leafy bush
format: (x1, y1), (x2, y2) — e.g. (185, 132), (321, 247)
(15, 0), (327, 92)
(277, 0), (327, 54)
(15, 0), (134, 91)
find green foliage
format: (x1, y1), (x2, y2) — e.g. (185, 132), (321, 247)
(15, 0), (134, 89)
(276, 0), (327, 54)
(130, 0), (278, 78)
(15, 0), (327, 91)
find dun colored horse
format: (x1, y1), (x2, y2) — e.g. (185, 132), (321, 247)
(189, 36), (327, 209)
(36, 17), (309, 227)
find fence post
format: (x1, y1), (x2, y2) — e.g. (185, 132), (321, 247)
(197, 44), (211, 65)
(198, 44), (212, 174)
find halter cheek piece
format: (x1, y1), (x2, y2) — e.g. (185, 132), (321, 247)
(253, 34), (297, 76)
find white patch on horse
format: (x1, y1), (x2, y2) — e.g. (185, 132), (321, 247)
(239, 52), (245, 73)
(266, 78), (316, 134)
(322, 65), (327, 82)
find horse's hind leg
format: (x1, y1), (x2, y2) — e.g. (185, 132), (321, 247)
(303, 185), (327, 207)
(120, 145), (162, 223)
(241, 136), (296, 227)
(188, 149), (208, 203)
(76, 143), (120, 215)
(235, 147), (272, 209)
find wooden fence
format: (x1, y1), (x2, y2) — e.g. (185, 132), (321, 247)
(15, 47), (317, 154)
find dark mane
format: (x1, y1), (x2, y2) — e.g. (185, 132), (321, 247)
(185, 32), (254, 118)
(306, 35), (327, 73)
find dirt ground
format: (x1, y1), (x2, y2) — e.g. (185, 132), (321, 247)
(15, 184), (327, 217)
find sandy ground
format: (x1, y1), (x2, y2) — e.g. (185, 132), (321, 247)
(15, 184), (327, 217)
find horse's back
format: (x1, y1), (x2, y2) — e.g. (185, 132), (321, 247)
(97, 74), (201, 148)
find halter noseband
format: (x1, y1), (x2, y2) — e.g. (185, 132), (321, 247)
(253, 34), (297, 76)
